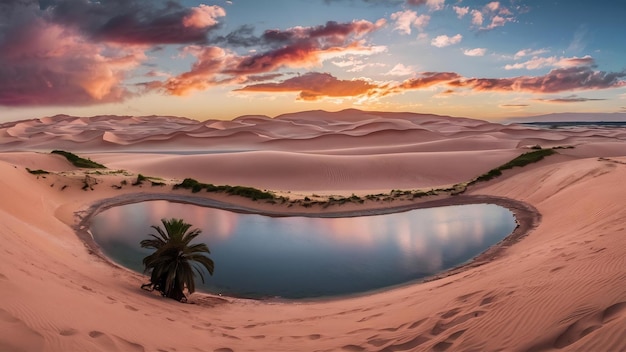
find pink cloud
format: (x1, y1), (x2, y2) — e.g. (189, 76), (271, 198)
(390, 10), (430, 35)
(0, 19), (143, 106)
(449, 66), (626, 93)
(505, 55), (596, 70)
(485, 2), (500, 12)
(406, 0), (445, 11)
(453, 6), (470, 19)
(183, 5), (226, 29)
(464, 48), (487, 57)
(467, 2), (516, 31)
(471, 10), (484, 26)
(431, 34), (462, 48)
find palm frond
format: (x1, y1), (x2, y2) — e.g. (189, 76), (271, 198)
(140, 218), (213, 301)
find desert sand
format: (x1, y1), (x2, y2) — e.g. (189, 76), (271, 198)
(0, 109), (624, 351)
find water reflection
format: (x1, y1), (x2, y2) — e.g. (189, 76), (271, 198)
(91, 201), (515, 299)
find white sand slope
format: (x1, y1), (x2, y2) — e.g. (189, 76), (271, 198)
(0, 109), (624, 351)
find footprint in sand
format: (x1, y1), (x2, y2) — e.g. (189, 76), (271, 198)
(59, 328), (79, 336)
(88, 331), (145, 352)
(431, 311), (485, 336)
(526, 301), (626, 351)
(555, 301), (626, 349)
(378, 334), (430, 351)
(408, 318), (427, 329)
(432, 329), (466, 352)
(0, 308), (45, 351)
(124, 305), (139, 311)
(440, 308), (461, 319)
(479, 294), (497, 306)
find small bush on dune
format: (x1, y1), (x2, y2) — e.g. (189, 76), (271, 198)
(51, 150), (105, 168)
(471, 149), (556, 185)
(26, 168), (50, 175)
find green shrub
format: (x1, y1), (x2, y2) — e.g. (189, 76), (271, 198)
(132, 174), (147, 186)
(51, 150), (105, 168)
(471, 149), (556, 185)
(26, 168), (50, 175)
(173, 178), (275, 201)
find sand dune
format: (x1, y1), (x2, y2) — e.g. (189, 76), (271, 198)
(0, 109), (625, 351)
(2, 109), (623, 153)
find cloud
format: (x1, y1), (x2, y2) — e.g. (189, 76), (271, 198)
(183, 4), (226, 29)
(468, 2), (516, 31)
(431, 34), (462, 48)
(449, 66), (626, 93)
(386, 63), (416, 76)
(514, 48), (549, 59)
(390, 10), (430, 35)
(505, 55), (596, 70)
(500, 104), (529, 107)
(235, 72), (380, 101)
(212, 25), (259, 47)
(389, 62), (625, 96)
(534, 95), (607, 103)
(0, 18), (144, 106)
(482, 15), (511, 30)
(485, 1), (500, 12)
(406, 0), (445, 11)
(464, 48), (486, 57)
(453, 6), (469, 18)
(46, 0), (226, 45)
(232, 63), (626, 104)
(399, 72), (462, 89)
(471, 10), (484, 26)
(567, 24), (588, 53)
(157, 19), (387, 95)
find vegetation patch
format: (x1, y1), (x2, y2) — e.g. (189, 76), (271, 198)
(82, 175), (98, 191)
(132, 174), (148, 186)
(26, 168), (50, 175)
(470, 148), (556, 184)
(51, 150), (106, 168)
(174, 178), (275, 201)
(131, 174), (165, 186)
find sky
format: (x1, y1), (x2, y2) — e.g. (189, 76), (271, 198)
(1, 0), (625, 122)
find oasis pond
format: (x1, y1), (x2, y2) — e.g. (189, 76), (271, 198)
(91, 201), (516, 299)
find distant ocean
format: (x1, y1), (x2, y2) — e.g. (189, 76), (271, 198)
(520, 121), (626, 129)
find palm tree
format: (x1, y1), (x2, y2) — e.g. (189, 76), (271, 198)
(140, 218), (214, 302)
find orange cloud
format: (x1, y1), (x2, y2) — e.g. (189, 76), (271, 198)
(233, 66), (626, 103)
(236, 72), (380, 101)
(155, 19), (386, 96)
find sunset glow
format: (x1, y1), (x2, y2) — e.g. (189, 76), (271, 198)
(1, 0), (625, 122)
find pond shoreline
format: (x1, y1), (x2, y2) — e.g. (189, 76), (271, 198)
(74, 192), (541, 302)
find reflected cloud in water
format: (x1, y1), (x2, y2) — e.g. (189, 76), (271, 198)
(91, 201), (515, 299)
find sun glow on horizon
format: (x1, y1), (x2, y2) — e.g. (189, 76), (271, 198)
(0, 0), (625, 123)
